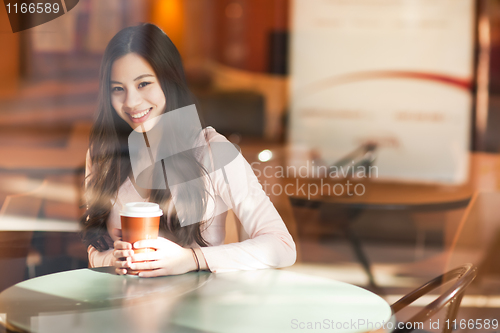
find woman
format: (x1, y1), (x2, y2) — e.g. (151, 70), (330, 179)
(81, 23), (296, 277)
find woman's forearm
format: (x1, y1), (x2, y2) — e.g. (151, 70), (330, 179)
(199, 233), (296, 273)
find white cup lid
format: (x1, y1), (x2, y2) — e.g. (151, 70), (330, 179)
(120, 202), (163, 218)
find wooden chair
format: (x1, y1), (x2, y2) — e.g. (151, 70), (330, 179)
(444, 191), (500, 283)
(391, 264), (477, 333)
(202, 61), (288, 140)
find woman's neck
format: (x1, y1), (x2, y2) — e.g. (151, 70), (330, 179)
(129, 173), (151, 199)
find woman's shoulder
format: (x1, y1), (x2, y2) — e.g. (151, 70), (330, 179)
(202, 126), (230, 144)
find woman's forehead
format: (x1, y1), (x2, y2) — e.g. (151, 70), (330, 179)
(110, 53), (155, 82)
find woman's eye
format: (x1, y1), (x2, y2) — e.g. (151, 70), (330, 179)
(138, 82), (151, 88)
(111, 86), (123, 92)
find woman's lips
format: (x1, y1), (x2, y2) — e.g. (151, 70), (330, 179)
(128, 107), (152, 123)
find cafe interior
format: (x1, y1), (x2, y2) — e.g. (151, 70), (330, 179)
(0, 0), (499, 332)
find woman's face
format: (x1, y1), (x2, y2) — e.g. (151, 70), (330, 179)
(110, 53), (166, 130)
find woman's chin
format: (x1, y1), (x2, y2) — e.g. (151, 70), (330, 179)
(132, 114), (162, 133)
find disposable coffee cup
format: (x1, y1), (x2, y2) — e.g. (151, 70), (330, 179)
(120, 202), (163, 275)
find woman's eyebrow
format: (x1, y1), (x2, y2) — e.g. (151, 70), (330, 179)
(110, 74), (155, 85)
(134, 74), (155, 81)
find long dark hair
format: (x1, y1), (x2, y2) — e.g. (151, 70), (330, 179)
(81, 23), (212, 251)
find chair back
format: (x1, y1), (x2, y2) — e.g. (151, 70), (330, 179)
(445, 192), (500, 277)
(391, 263), (477, 333)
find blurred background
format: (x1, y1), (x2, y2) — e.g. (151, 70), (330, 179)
(0, 0), (500, 331)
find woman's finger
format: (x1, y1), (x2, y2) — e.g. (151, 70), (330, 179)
(131, 251), (163, 263)
(134, 237), (172, 250)
(137, 268), (166, 278)
(114, 258), (132, 268)
(113, 249), (134, 258)
(114, 241), (132, 250)
(115, 267), (127, 275)
(133, 239), (161, 249)
(130, 260), (164, 271)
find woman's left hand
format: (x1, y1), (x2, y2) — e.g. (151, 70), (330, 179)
(129, 237), (197, 277)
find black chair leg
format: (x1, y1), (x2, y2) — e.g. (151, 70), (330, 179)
(319, 204), (381, 292)
(342, 208), (380, 292)
(344, 224), (378, 289)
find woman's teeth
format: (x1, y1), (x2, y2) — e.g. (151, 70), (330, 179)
(131, 108), (151, 119)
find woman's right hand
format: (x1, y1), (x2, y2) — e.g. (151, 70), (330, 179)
(112, 228), (134, 275)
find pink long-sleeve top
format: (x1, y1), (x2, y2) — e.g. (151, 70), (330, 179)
(86, 127), (296, 273)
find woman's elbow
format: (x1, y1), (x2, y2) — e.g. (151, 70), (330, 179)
(275, 236), (297, 268)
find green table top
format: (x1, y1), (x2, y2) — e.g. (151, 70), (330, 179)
(0, 267), (392, 333)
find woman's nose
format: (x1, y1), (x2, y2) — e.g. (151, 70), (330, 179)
(123, 88), (142, 110)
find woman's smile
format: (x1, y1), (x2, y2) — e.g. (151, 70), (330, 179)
(128, 107), (153, 122)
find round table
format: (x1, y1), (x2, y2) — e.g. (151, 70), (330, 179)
(0, 267), (392, 333)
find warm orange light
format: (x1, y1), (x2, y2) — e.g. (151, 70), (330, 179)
(151, 0), (185, 55)
(225, 2), (242, 19)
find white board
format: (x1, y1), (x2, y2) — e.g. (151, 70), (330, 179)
(288, 0), (475, 184)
